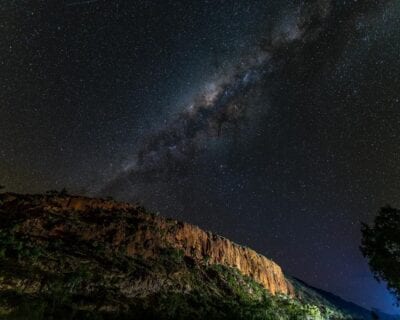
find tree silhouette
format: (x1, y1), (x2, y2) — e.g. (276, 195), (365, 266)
(59, 188), (68, 196)
(371, 311), (380, 320)
(361, 206), (400, 303)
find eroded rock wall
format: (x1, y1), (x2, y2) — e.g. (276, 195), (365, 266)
(0, 193), (293, 296)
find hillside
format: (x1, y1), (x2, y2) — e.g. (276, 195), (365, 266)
(0, 192), (397, 319)
(291, 278), (399, 320)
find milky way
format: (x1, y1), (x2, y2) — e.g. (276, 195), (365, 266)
(102, 0), (386, 197)
(2, 0), (399, 313)
(102, 1), (312, 193)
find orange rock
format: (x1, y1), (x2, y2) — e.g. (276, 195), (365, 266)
(0, 193), (294, 297)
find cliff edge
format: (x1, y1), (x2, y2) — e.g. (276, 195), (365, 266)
(0, 192), (387, 319)
(0, 193), (292, 296)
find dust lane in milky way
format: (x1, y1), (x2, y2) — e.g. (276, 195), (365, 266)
(102, 0), (334, 195)
(1, 0), (399, 313)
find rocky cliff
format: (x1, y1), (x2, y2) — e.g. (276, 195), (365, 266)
(0, 192), (388, 319)
(0, 193), (292, 296)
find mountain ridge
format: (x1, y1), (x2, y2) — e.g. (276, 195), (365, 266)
(0, 192), (397, 319)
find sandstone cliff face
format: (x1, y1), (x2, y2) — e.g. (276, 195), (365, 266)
(0, 193), (293, 297)
(0, 193), (378, 320)
(165, 223), (293, 296)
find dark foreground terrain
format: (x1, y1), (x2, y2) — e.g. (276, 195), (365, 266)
(0, 193), (397, 320)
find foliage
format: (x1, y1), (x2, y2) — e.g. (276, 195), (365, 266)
(59, 188), (69, 196)
(361, 206), (400, 303)
(371, 311), (379, 320)
(0, 193), (366, 319)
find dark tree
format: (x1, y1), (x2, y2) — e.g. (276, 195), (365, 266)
(59, 188), (69, 196)
(361, 206), (400, 303)
(371, 311), (379, 320)
(0, 185), (4, 191)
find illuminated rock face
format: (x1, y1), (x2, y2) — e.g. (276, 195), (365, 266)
(0, 193), (390, 319)
(125, 216), (294, 296)
(0, 193), (293, 297)
(165, 223), (294, 296)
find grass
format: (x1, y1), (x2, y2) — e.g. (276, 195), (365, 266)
(0, 195), (355, 320)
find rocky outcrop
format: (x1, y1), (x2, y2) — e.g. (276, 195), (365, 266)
(0, 193), (293, 296)
(0, 193), (389, 320)
(165, 223), (293, 296)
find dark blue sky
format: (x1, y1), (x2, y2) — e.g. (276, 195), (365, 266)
(1, 0), (399, 314)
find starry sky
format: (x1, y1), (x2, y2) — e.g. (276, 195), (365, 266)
(1, 0), (400, 314)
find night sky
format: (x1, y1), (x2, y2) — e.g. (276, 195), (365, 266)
(1, 0), (400, 314)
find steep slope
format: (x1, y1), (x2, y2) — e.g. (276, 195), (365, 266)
(0, 193), (396, 319)
(291, 278), (399, 320)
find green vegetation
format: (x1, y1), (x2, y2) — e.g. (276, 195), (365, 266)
(361, 206), (400, 303)
(194, 264), (347, 320)
(0, 193), (373, 319)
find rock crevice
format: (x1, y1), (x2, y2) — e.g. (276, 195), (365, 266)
(0, 193), (293, 296)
